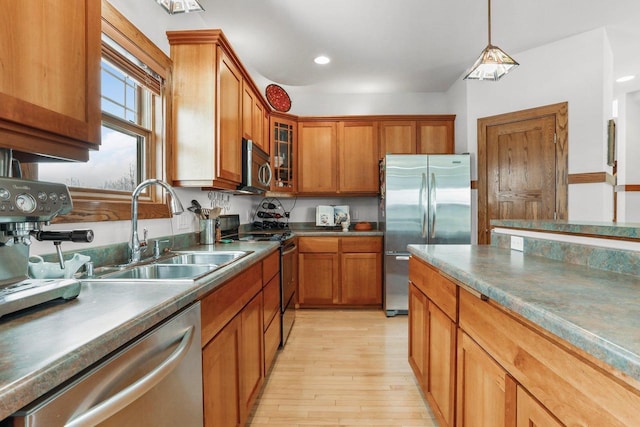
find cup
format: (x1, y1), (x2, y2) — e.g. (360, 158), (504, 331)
(200, 219), (216, 245)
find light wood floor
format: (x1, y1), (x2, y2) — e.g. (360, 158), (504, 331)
(247, 309), (438, 427)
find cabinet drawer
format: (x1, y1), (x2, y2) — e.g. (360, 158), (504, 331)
(459, 288), (640, 427)
(419, 261), (457, 321)
(264, 312), (281, 372)
(262, 250), (279, 284)
(201, 262), (262, 347)
(263, 273), (280, 330)
(298, 237), (339, 253)
(341, 236), (382, 252)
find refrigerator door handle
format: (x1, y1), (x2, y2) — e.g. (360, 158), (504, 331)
(394, 255), (410, 261)
(420, 172), (428, 238)
(429, 172), (437, 239)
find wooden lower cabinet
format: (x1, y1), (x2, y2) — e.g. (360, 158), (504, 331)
(410, 256), (640, 427)
(408, 265), (456, 427)
(516, 386), (563, 427)
(239, 293), (264, 420)
(456, 330), (516, 427)
(298, 236), (382, 307)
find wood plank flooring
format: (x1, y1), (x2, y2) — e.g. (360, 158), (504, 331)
(247, 309), (438, 427)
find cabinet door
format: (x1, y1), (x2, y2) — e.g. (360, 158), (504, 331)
(379, 121), (416, 154)
(203, 316), (241, 427)
(417, 120), (454, 154)
(457, 330), (516, 427)
(340, 252), (382, 305)
(338, 121), (379, 193)
(298, 121), (337, 193)
(271, 117), (296, 191)
(242, 82), (255, 141)
(253, 98), (265, 153)
(408, 283), (429, 391)
(218, 48), (243, 184)
(298, 252), (339, 305)
(239, 293), (264, 423)
(428, 302), (456, 427)
(516, 386), (563, 427)
(0, 0), (101, 160)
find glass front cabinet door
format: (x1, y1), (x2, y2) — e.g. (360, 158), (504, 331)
(271, 116), (296, 192)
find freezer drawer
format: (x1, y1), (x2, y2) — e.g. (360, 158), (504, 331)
(384, 253), (410, 316)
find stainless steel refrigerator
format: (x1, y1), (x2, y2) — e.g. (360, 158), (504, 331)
(379, 154), (471, 316)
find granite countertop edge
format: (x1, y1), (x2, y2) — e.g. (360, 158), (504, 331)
(0, 241), (279, 421)
(408, 244), (640, 384)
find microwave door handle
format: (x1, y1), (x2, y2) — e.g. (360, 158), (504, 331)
(260, 163), (272, 186)
(65, 326), (195, 427)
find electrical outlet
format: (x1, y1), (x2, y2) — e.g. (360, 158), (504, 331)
(177, 213), (192, 230)
(510, 235), (524, 252)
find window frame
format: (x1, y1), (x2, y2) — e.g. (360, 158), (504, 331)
(51, 0), (174, 224)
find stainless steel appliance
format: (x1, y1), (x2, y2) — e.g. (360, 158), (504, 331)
(0, 166), (94, 318)
(238, 138), (272, 194)
(379, 154), (471, 316)
(9, 302), (203, 426)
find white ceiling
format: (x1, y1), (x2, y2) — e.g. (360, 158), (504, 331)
(122, 0), (640, 94)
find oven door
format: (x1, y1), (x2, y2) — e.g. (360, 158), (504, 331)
(280, 240), (297, 346)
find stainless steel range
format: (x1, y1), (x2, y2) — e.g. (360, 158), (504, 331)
(0, 150), (93, 318)
(220, 214), (297, 346)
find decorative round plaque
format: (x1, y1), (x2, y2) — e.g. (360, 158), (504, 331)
(265, 84), (291, 112)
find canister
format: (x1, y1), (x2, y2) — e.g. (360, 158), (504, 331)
(199, 219), (216, 244)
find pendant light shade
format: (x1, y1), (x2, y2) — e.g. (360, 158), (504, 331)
(156, 0), (204, 15)
(464, 0), (518, 81)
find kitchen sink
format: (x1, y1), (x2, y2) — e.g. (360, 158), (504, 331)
(100, 264), (216, 281)
(159, 250), (251, 266)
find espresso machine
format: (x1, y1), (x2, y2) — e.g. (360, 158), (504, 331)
(0, 149), (93, 318)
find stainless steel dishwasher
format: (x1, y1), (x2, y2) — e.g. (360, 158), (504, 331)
(9, 302), (203, 426)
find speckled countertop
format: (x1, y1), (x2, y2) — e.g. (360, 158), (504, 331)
(288, 222), (383, 237)
(408, 244), (640, 384)
(492, 219), (640, 239)
(0, 241), (279, 421)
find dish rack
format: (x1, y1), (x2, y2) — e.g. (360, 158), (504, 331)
(253, 197), (289, 229)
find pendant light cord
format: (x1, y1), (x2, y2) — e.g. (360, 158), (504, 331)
(487, 0), (492, 45)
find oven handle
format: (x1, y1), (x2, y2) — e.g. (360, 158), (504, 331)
(281, 241), (297, 255)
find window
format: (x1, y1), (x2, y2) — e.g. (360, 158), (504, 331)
(41, 2), (173, 223)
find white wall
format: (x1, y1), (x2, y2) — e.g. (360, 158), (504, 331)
(447, 28), (615, 221)
(616, 90), (640, 222)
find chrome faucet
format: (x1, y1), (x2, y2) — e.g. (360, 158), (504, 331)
(129, 179), (184, 263)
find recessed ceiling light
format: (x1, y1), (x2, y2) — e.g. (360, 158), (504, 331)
(616, 75), (636, 83)
(314, 56), (330, 65)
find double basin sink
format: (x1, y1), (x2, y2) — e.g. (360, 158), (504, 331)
(93, 250), (251, 282)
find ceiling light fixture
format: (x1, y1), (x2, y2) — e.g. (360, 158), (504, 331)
(616, 75), (636, 83)
(156, 0), (204, 15)
(314, 56), (331, 65)
(463, 0), (518, 81)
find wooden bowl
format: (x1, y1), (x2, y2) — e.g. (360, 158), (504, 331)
(354, 222), (372, 231)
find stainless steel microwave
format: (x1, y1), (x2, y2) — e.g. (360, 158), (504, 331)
(239, 138), (272, 193)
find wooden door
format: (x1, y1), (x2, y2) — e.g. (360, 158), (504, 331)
(340, 252), (382, 305)
(379, 121), (416, 154)
(428, 302), (456, 427)
(408, 283), (429, 391)
(417, 120), (454, 154)
(338, 121), (379, 193)
(298, 252), (339, 305)
(516, 386), (563, 427)
(456, 331), (516, 427)
(239, 293), (264, 423)
(203, 316), (241, 427)
(298, 121), (337, 193)
(218, 48), (243, 184)
(478, 103), (568, 244)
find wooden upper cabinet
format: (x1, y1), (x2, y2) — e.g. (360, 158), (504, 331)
(380, 121), (417, 154)
(338, 121), (379, 193)
(417, 120), (454, 154)
(0, 0), (101, 161)
(242, 81), (267, 154)
(380, 117), (455, 156)
(168, 30), (243, 189)
(297, 121), (337, 193)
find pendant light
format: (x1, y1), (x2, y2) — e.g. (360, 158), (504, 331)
(463, 0), (518, 81)
(156, 0), (204, 15)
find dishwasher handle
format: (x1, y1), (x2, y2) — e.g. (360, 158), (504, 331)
(65, 325), (195, 427)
